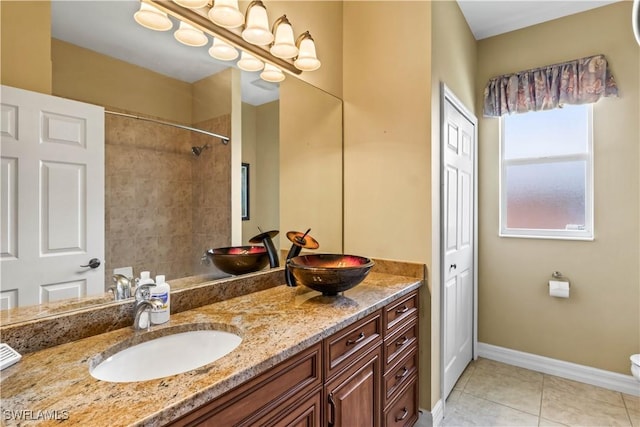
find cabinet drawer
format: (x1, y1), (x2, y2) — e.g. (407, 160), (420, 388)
(383, 347), (418, 407)
(324, 310), (382, 379)
(383, 319), (417, 370)
(262, 389), (322, 427)
(384, 291), (418, 335)
(383, 377), (418, 427)
(170, 344), (322, 427)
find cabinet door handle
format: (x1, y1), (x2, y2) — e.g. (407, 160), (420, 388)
(396, 336), (409, 347)
(395, 305), (409, 314)
(395, 407), (408, 422)
(395, 366), (409, 380)
(328, 392), (336, 427)
(346, 332), (365, 346)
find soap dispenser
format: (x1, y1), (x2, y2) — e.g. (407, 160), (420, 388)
(150, 274), (170, 324)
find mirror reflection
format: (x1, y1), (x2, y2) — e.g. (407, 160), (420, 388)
(0, 0), (342, 322)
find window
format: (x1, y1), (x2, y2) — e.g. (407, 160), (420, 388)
(500, 104), (593, 240)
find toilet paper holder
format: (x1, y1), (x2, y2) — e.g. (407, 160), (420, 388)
(550, 271), (570, 285)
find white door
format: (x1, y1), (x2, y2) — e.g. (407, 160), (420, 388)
(441, 87), (477, 399)
(0, 85), (105, 309)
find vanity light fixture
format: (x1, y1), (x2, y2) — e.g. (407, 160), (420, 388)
(174, 21), (208, 46)
(208, 0), (244, 29)
(260, 63), (285, 82)
(138, 0), (321, 83)
(241, 1), (273, 46)
(134, 2), (173, 31)
(209, 37), (239, 61)
(294, 31), (321, 71)
(237, 51), (264, 72)
(270, 15), (298, 59)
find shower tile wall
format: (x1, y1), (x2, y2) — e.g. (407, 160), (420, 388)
(105, 111), (231, 285)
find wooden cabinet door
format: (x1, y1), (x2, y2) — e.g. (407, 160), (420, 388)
(325, 347), (381, 427)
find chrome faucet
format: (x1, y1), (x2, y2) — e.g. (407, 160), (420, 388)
(133, 283), (162, 331)
(111, 274), (133, 300)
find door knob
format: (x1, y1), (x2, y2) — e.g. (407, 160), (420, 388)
(450, 263), (457, 271)
(80, 258), (101, 269)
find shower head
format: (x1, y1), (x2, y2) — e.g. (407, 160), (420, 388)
(191, 144), (210, 157)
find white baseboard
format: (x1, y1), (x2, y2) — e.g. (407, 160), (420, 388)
(477, 342), (640, 396)
(420, 400), (443, 427)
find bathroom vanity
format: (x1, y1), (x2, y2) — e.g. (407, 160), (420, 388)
(0, 260), (424, 426)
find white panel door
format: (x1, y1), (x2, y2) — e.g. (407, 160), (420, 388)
(0, 85), (104, 309)
(442, 89), (476, 399)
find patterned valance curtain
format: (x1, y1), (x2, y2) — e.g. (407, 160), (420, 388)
(483, 54), (618, 117)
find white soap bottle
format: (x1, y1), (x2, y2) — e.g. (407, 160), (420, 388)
(138, 271), (154, 288)
(150, 274), (170, 324)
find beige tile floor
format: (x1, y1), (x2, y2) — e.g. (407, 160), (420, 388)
(417, 357), (640, 427)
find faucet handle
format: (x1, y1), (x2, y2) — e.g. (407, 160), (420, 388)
(134, 283), (156, 302)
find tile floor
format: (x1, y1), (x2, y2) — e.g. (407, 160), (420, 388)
(417, 358), (640, 427)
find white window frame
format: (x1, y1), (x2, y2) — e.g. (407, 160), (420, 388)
(499, 105), (594, 240)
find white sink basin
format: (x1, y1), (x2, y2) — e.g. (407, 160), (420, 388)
(90, 329), (242, 382)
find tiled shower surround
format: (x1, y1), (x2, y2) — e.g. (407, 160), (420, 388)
(104, 110), (231, 286)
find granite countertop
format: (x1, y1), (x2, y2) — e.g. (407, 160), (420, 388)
(0, 271), (421, 426)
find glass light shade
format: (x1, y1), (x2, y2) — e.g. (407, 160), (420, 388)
(270, 18), (298, 59)
(208, 38), (239, 61)
(174, 21), (208, 47)
(134, 3), (173, 31)
(173, 0), (209, 8)
(294, 36), (321, 71)
(237, 51), (264, 72)
(208, 0), (244, 28)
(260, 64), (285, 82)
(241, 2), (273, 46)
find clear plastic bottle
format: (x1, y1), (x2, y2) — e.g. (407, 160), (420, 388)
(150, 274), (170, 324)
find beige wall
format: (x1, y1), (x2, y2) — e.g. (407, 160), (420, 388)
(430, 0), (478, 408)
(280, 76), (343, 253)
(255, 101), (281, 245)
(241, 101), (280, 247)
(193, 69), (232, 123)
(343, 1), (432, 408)
(52, 39), (192, 124)
(241, 103), (258, 244)
(476, 2), (640, 374)
(0, 1), (52, 94)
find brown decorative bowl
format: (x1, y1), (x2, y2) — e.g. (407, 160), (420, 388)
(287, 254), (375, 296)
(206, 246), (270, 275)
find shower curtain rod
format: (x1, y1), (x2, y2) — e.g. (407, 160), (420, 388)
(105, 110), (230, 145)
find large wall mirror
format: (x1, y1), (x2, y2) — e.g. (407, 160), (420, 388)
(0, 0), (342, 322)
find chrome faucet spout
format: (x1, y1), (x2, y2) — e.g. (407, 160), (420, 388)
(132, 282), (160, 330)
(133, 298), (163, 331)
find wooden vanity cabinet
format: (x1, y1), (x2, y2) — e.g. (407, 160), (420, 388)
(168, 290), (419, 427)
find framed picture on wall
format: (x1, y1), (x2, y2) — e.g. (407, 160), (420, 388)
(241, 163), (250, 221)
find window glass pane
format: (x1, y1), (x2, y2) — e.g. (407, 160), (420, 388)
(504, 105), (589, 159)
(505, 161), (586, 230)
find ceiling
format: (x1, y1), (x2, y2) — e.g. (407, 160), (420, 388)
(456, 0), (622, 40)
